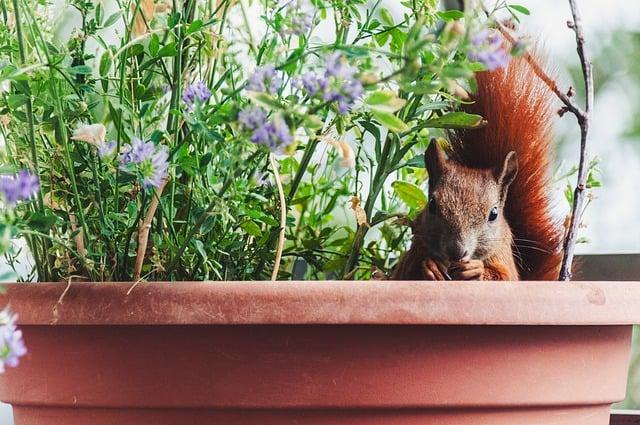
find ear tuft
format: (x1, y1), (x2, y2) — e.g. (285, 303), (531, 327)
(496, 151), (518, 199)
(425, 139), (447, 188)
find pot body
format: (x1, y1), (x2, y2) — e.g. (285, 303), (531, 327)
(0, 323), (632, 425)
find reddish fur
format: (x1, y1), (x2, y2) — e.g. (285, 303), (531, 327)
(449, 57), (563, 280)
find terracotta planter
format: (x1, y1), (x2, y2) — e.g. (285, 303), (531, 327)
(1, 281), (639, 425)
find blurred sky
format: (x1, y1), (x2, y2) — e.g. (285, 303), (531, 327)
(514, 0), (640, 253)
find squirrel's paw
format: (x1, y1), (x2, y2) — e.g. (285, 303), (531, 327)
(449, 259), (484, 281)
(421, 258), (450, 281)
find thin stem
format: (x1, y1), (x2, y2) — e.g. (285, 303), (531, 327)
(341, 133), (395, 278)
(12, 0), (50, 279)
(269, 154), (286, 281)
(287, 139), (319, 202)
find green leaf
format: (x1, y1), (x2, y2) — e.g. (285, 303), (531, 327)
(69, 65), (93, 75)
(365, 90), (406, 113)
(303, 114), (324, 130)
(391, 181), (427, 210)
(25, 212), (59, 233)
(421, 112), (486, 129)
(436, 10), (465, 21)
(405, 154), (425, 168)
(149, 34), (160, 56)
(99, 51), (112, 77)
(186, 20), (204, 35)
(193, 240), (207, 260)
(371, 111), (409, 133)
(380, 8), (394, 26)
(95, 3), (103, 25)
(127, 44), (144, 57)
(240, 220), (262, 237)
(7, 94), (28, 109)
(508, 4), (530, 15)
(103, 10), (123, 28)
(158, 43), (178, 57)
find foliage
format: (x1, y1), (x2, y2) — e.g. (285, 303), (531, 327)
(0, 0), (525, 281)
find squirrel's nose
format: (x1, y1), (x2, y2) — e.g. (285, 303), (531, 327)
(447, 244), (468, 261)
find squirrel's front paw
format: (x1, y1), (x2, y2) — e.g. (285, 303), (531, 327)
(449, 259), (484, 281)
(421, 258), (450, 281)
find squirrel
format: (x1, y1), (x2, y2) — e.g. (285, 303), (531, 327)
(392, 54), (564, 281)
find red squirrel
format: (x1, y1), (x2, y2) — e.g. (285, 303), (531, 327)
(392, 55), (563, 281)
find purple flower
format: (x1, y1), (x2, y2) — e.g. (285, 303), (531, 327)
(238, 106), (268, 130)
(468, 29), (511, 71)
(0, 170), (39, 205)
(182, 81), (211, 110)
(97, 141), (117, 158)
(119, 139), (169, 188)
(238, 106), (292, 152)
(295, 53), (363, 113)
(281, 0), (314, 36)
(0, 309), (27, 373)
(324, 52), (357, 79)
(294, 72), (329, 96)
(246, 65), (283, 94)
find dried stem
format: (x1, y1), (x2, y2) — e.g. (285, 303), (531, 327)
(483, 1), (593, 280)
(133, 178), (168, 281)
(558, 0), (593, 280)
(269, 154), (286, 281)
(68, 212), (86, 257)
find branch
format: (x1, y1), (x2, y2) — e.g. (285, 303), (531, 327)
(269, 154), (286, 281)
(558, 0), (594, 280)
(482, 5), (585, 119)
(133, 178), (168, 281)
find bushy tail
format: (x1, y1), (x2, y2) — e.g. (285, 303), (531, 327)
(449, 56), (563, 280)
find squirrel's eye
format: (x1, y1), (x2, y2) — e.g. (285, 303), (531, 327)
(428, 197), (437, 215)
(488, 206), (499, 222)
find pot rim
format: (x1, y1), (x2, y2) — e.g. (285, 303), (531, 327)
(2, 281), (640, 326)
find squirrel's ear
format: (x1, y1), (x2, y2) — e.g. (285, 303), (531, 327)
(496, 151), (518, 199)
(425, 139), (447, 187)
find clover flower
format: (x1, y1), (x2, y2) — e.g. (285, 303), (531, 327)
(0, 309), (27, 373)
(468, 29), (510, 71)
(246, 65), (283, 94)
(97, 141), (117, 158)
(119, 139), (169, 188)
(182, 81), (211, 110)
(281, 0), (314, 36)
(295, 53), (364, 113)
(0, 170), (39, 205)
(238, 106), (292, 152)
(71, 123), (107, 145)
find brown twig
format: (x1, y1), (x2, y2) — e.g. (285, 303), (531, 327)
(133, 178), (168, 281)
(482, 2), (593, 280)
(558, 0), (593, 280)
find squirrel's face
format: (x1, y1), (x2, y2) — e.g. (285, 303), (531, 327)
(416, 140), (518, 263)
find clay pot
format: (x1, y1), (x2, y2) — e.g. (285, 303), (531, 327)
(1, 281), (639, 425)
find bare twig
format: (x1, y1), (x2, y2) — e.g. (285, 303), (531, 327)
(482, 1), (593, 280)
(133, 178), (168, 281)
(269, 154), (286, 281)
(558, 0), (593, 280)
